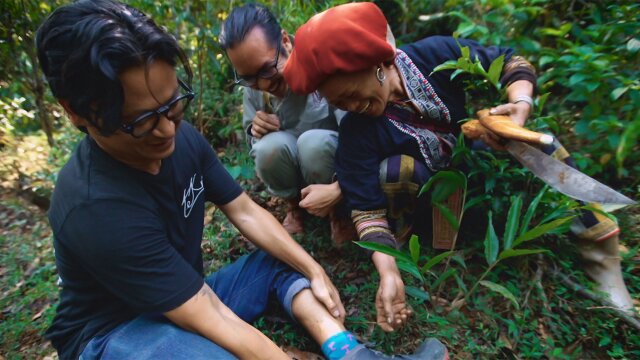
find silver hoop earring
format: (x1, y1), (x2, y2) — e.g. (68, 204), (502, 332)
(376, 66), (386, 85)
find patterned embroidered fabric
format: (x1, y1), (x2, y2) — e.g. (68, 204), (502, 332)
(386, 49), (457, 171)
(351, 209), (392, 239)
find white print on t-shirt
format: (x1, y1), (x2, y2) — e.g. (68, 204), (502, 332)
(182, 174), (204, 218)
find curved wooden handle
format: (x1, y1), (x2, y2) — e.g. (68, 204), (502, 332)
(477, 109), (553, 145)
(461, 120), (488, 140)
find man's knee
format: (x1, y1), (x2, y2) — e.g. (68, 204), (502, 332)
(251, 132), (298, 171)
(297, 130), (337, 183)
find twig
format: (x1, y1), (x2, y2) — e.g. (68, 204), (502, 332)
(547, 263), (640, 331)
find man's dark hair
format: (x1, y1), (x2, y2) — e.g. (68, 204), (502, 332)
(219, 3), (281, 51)
(36, 0), (192, 136)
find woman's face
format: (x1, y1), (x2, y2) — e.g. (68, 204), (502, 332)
(317, 66), (391, 117)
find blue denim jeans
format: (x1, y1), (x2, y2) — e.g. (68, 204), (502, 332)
(80, 250), (311, 359)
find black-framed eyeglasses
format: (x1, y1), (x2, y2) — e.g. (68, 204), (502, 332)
(232, 35), (282, 87)
(120, 79), (195, 138)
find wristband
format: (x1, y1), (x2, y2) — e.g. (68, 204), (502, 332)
(512, 95), (534, 109)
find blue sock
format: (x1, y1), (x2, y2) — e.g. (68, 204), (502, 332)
(321, 331), (360, 360)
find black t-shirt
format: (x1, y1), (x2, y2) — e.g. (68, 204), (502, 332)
(45, 122), (243, 359)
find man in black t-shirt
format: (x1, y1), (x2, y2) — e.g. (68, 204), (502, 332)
(36, 1), (446, 359)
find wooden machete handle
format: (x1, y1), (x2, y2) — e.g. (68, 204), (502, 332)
(476, 109), (553, 145)
(460, 120), (489, 140)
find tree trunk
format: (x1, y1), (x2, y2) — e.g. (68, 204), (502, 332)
(24, 39), (55, 147)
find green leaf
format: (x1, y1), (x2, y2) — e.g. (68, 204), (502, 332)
(397, 260), (424, 282)
(432, 60), (459, 74)
(421, 250), (455, 273)
(610, 87), (629, 101)
(513, 216), (574, 246)
(418, 170), (467, 200)
(460, 45), (470, 59)
(487, 54), (505, 88)
(454, 272), (468, 293)
(432, 268), (457, 289)
(433, 202), (461, 230)
(498, 248), (548, 261)
(479, 280), (520, 309)
(405, 286), (429, 303)
(616, 116), (640, 169)
(355, 242), (413, 264)
(450, 68), (465, 81)
(484, 211), (499, 265)
(520, 185), (548, 236)
(463, 194), (489, 211)
(568, 73), (588, 86)
(535, 92), (551, 116)
(409, 234), (420, 264)
(503, 195), (522, 250)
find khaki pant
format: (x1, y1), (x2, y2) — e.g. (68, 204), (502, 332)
(250, 129), (338, 199)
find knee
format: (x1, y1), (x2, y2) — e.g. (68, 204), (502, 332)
(297, 131), (337, 166)
(252, 133), (296, 169)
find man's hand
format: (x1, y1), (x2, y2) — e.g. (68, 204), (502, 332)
(299, 182), (342, 218)
(251, 110), (280, 138)
(489, 101), (531, 127)
(372, 252), (412, 332)
(309, 270), (346, 322)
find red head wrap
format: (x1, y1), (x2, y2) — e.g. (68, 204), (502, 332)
(283, 2), (396, 95)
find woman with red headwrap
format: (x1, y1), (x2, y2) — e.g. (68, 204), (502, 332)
(283, 1), (631, 332)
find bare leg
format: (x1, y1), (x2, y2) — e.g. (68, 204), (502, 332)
(291, 289), (346, 344)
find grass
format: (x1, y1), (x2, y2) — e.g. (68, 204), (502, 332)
(0, 134), (638, 359)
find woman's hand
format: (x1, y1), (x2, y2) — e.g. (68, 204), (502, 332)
(372, 252), (412, 332)
(489, 101), (531, 127)
(299, 182), (342, 218)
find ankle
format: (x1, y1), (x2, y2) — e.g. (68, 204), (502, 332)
(321, 331), (360, 360)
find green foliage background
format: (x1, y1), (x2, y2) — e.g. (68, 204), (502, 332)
(0, 0), (638, 359)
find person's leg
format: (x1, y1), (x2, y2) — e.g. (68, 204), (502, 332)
(79, 250), (306, 360)
(291, 286), (448, 360)
(207, 250), (448, 360)
(250, 131), (301, 199)
(250, 131), (304, 233)
(80, 314), (236, 360)
(378, 155), (433, 245)
(297, 129), (338, 185)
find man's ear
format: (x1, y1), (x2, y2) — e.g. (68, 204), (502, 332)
(58, 100), (88, 128)
(281, 29), (293, 53)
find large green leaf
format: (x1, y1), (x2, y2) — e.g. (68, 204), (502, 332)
(484, 211), (499, 265)
(519, 185), (548, 236)
(498, 248), (548, 261)
(513, 216), (574, 246)
(421, 250), (455, 273)
(397, 260), (424, 283)
(355, 242), (413, 264)
(503, 195), (522, 250)
(433, 202), (460, 230)
(405, 286), (429, 303)
(418, 170), (467, 201)
(432, 268), (457, 289)
(479, 280), (520, 309)
(432, 60), (459, 74)
(487, 54), (505, 88)
(409, 234), (420, 264)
